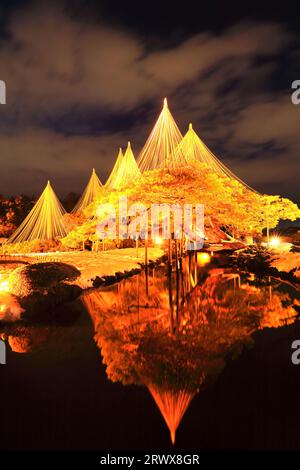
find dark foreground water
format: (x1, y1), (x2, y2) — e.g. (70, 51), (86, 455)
(1, 253), (300, 451)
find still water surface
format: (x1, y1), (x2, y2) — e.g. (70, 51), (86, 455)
(1, 253), (300, 450)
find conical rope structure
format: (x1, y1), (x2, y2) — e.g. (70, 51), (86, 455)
(148, 384), (194, 445)
(105, 142), (141, 190)
(178, 123), (257, 191)
(137, 98), (256, 191)
(105, 147), (124, 189)
(137, 98), (188, 171)
(7, 180), (67, 243)
(72, 168), (103, 213)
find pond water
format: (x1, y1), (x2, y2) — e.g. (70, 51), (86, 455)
(1, 253), (300, 451)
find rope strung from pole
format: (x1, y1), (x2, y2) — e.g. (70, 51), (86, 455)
(138, 98), (188, 172)
(178, 123), (257, 192)
(106, 143), (141, 190)
(72, 168), (103, 213)
(8, 180), (67, 243)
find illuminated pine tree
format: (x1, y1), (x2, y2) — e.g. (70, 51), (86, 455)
(72, 168), (103, 213)
(178, 122), (256, 191)
(8, 181), (67, 243)
(148, 385), (194, 445)
(105, 147), (124, 189)
(137, 98), (188, 171)
(106, 143), (140, 190)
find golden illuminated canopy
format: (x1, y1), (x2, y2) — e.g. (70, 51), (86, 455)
(8, 180), (67, 243)
(137, 98), (188, 172)
(105, 143), (141, 190)
(72, 168), (103, 213)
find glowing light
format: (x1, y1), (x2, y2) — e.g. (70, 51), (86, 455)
(148, 385), (194, 445)
(105, 147), (123, 188)
(136, 98), (257, 192)
(7, 180), (67, 243)
(197, 252), (211, 266)
(269, 236), (281, 247)
(176, 122), (257, 192)
(154, 236), (163, 246)
(137, 98), (188, 171)
(72, 168), (103, 213)
(0, 274), (9, 292)
(105, 143), (141, 190)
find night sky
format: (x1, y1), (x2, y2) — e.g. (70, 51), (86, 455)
(0, 0), (299, 203)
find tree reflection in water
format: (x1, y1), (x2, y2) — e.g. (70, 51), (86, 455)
(82, 254), (298, 444)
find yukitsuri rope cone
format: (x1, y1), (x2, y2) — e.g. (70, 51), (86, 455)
(72, 168), (103, 213)
(8, 181), (67, 242)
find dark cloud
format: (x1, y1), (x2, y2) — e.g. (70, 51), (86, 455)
(0, 2), (298, 205)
